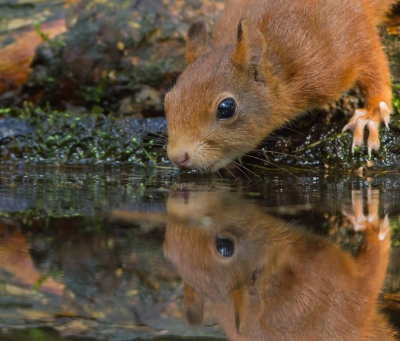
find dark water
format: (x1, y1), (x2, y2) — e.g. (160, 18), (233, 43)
(0, 165), (399, 340)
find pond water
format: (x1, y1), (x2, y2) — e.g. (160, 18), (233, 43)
(0, 165), (399, 340)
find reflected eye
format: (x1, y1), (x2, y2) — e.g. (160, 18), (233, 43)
(217, 98), (237, 120)
(215, 237), (235, 257)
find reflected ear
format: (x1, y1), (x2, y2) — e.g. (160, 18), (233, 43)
(186, 20), (208, 65)
(230, 267), (264, 334)
(183, 282), (204, 325)
(231, 20), (267, 83)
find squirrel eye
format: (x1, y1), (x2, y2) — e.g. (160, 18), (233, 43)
(215, 237), (235, 257)
(217, 98), (237, 120)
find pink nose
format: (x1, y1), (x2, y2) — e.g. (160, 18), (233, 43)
(169, 152), (190, 167)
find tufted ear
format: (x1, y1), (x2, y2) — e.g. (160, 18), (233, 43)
(183, 282), (205, 325)
(231, 20), (268, 83)
(186, 20), (208, 65)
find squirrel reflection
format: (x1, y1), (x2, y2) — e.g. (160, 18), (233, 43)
(164, 189), (396, 341)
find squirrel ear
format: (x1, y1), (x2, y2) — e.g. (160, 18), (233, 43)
(183, 282), (205, 325)
(231, 20), (267, 83)
(186, 20), (208, 65)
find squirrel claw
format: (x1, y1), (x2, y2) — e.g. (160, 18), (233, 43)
(379, 101), (391, 129)
(342, 109), (367, 133)
(367, 120), (380, 156)
(343, 102), (391, 155)
(378, 215), (390, 241)
(342, 190), (390, 242)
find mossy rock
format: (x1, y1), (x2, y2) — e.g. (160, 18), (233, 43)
(0, 106), (168, 165)
(7, 0), (226, 116)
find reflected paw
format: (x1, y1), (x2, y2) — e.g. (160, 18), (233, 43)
(342, 101), (391, 156)
(342, 190), (390, 242)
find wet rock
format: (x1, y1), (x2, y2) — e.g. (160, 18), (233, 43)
(0, 0), (67, 94)
(0, 111), (168, 165)
(133, 86), (164, 116)
(0, 117), (33, 143)
(12, 0), (226, 115)
(118, 97), (139, 117)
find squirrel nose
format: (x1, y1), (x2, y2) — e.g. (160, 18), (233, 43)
(169, 152), (190, 167)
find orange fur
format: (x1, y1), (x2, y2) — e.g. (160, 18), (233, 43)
(165, 0), (396, 171)
(164, 189), (396, 340)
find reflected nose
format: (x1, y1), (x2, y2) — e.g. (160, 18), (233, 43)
(169, 151), (190, 167)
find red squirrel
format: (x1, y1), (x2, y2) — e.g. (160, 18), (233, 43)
(165, 0), (395, 171)
(164, 188), (396, 340)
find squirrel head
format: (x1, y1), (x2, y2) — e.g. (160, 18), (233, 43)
(163, 187), (289, 333)
(165, 20), (278, 172)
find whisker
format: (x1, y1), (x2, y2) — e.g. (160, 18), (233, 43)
(251, 148), (293, 157)
(196, 129), (201, 143)
(244, 154), (299, 179)
(193, 140), (296, 179)
(265, 132), (284, 139)
(141, 129), (168, 141)
(198, 128), (218, 144)
(144, 147), (167, 152)
(199, 148), (260, 180)
(230, 160), (260, 180)
(224, 166), (238, 180)
(231, 161), (251, 181)
(280, 126), (307, 137)
(142, 142), (167, 147)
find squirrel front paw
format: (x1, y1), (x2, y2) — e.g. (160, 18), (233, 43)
(342, 189), (389, 242)
(342, 101), (390, 156)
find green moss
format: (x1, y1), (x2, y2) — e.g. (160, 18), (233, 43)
(0, 104), (168, 165)
(391, 215), (400, 247)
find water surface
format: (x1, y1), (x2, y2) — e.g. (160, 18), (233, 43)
(0, 165), (399, 340)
